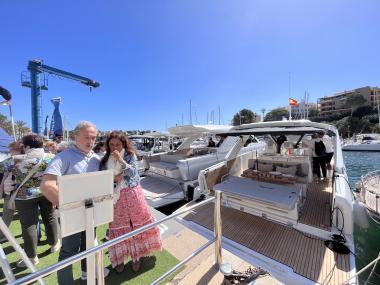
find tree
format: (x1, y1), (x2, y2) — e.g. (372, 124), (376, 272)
(15, 120), (31, 140)
(308, 105), (318, 118)
(232, 109), (259, 126)
(352, 105), (373, 118)
(0, 112), (13, 136)
(345, 94), (367, 117)
(264, 108), (288, 122)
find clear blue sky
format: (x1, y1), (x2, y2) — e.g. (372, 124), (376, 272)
(1, 0), (379, 132)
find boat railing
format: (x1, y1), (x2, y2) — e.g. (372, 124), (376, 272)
(8, 191), (223, 285)
(361, 170), (380, 190)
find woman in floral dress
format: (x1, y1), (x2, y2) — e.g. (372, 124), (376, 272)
(100, 131), (162, 273)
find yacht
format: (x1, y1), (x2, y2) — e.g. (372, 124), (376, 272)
(179, 120), (358, 285)
(129, 132), (171, 174)
(355, 170), (380, 226)
(342, 133), (380, 151)
(141, 124), (266, 208)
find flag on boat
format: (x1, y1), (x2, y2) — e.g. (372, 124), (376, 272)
(289, 98), (298, 106)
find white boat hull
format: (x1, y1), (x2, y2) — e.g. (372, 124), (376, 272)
(342, 143), (380, 151)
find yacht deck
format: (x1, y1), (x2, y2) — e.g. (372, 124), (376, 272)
(182, 180), (350, 284)
(299, 179), (333, 229)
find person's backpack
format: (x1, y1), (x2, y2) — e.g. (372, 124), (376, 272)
(315, 140), (326, 156)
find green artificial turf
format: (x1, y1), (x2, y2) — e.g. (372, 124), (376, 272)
(0, 201), (182, 285)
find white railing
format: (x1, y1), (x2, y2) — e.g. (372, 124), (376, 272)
(8, 191), (223, 285)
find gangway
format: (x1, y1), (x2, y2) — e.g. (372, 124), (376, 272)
(21, 59), (100, 134)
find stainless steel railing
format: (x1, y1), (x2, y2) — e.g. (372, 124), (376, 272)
(9, 191), (223, 285)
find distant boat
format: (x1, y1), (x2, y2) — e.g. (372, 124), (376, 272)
(140, 124), (266, 208)
(342, 133), (380, 151)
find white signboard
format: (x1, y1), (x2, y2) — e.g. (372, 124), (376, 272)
(58, 170), (114, 237)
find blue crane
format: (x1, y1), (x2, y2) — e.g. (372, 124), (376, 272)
(21, 59), (100, 134)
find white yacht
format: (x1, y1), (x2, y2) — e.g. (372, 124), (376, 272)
(141, 124), (266, 208)
(179, 120), (358, 285)
(355, 170), (380, 226)
(342, 133), (380, 151)
(129, 132), (171, 174)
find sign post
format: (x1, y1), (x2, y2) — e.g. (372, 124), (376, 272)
(58, 170), (113, 285)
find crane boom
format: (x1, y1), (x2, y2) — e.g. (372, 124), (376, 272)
(22, 59), (100, 134)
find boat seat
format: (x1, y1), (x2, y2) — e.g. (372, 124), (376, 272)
(149, 161), (181, 179)
(177, 153), (221, 181)
(214, 176), (303, 225)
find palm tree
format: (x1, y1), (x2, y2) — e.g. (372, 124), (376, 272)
(15, 120), (30, 140)
(0, 111), (13, 135)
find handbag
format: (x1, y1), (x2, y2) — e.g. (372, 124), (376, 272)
(8, 160), (42, 210)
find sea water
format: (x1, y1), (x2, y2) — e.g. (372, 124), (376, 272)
(344, 151), (380, 285)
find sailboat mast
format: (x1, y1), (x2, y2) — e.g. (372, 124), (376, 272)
(376, 87), (380, 129)
(189, 99), (192, 124)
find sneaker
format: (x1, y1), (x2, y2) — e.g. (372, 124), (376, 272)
(51, 240), (61, 253)
(17, 256), (39, 268)
(81, 267), (110, 280)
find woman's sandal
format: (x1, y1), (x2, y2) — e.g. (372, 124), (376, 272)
(132, 260), (141, 272)
(115, 263), (125, 273)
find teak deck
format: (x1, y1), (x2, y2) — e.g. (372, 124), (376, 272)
(183, 180), (350, 284)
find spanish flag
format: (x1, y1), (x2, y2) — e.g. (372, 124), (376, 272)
(289, 98), (298, 106)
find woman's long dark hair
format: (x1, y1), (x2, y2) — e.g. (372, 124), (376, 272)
(100, 131), (136, 169)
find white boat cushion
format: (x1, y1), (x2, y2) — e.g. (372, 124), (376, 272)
(256, 163), (273, 172)
(276, 165), (297, 176)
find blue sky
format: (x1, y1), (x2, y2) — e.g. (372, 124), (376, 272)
(1, 0), (379, 132)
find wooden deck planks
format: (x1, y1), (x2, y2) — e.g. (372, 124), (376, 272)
(299, 180), (333, 229)
(184, 205), (350, 284)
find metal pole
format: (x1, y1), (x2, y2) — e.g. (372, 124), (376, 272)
(214, 190), (222, 268)
(10, 197), (215, 285)
(0, 218), (45, 285)
(0, 244), (15, 282)
(85, 201), (96, 285)
(29, 65), (42, 134)
(8, 104), (16, 141)
(96, 250), (105, 285)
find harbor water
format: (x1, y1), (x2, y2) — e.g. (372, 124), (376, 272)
(344, 151), (380, 285)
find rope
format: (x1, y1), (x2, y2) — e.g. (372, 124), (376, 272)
(339, 253), (380, 285)
(364, 251), (380, 285)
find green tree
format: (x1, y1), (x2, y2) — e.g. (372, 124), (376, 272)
(345, 94), (367, 117)
(352, 105), (372, 118)
(264, 108), (288, 122)
(308, 105), (318, 118)
(0, 112), (13, 136)
(232, 109), (259, 126)
(15, 120), (31, 140)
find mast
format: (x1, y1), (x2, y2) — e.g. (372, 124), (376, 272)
(218, 105), (221, 125)
(288, 72), (292, 120)
(376, 87), (380, 129)
(189, 99), (192, 124)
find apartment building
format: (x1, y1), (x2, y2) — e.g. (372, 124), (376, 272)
(318, 86), (380, 116)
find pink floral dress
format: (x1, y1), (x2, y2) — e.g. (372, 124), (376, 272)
(104, 153), (162, 267)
